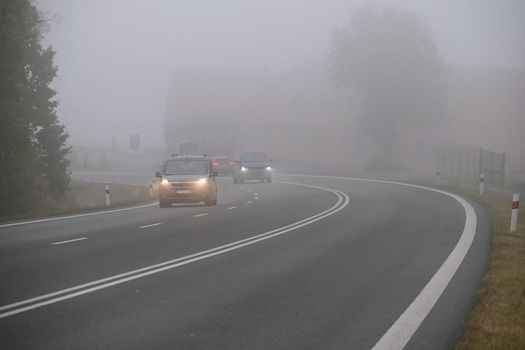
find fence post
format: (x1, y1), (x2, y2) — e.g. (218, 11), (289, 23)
(510, 193), (519, 232)
(436, 171), (441, 187)
(479, 173), (484, 195)
(105, 184), (111, 207)
(148, 183), (154, 198)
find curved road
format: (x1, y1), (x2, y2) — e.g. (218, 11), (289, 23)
(0, 174), (490, 349)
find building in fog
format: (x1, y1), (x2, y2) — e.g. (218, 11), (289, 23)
(164, 67), (359, 171)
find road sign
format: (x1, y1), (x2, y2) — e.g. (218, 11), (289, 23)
(130, 134), (140, 151)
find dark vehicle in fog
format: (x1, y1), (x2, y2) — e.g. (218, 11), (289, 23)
(233, 151), (272, 184)
(156, 155), (218, 207)
(212, 156), (234, 175)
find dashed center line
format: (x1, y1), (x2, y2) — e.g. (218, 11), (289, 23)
(246, 201), (253, 204)
(139, 223), (162, 229)
(227, 206), (237, 210)
(192, 213), (209, 217)
(254, 197), (259, 200)
(254, 193), (259, 195)
(51, 237), (88, 245)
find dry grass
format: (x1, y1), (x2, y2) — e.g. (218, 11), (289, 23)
(456, 193), (525, 350)
(0, 181), (155, 222)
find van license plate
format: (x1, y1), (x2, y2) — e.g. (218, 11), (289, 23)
(176, 190), (191, 194)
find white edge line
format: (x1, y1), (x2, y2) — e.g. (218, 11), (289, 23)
(246, 201), (253, 204)
(0, 182), (348, 318)
(51, 237), (88, 245)
(192, 213), (208, 217)
(138, 223), (162, 229)
(279, 173), (478, 350)
(227, 206), (237, 210)
(0, 202), (158, 229)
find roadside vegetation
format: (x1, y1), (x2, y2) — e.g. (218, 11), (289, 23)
(456, 192), (525, 350)
(0, 181), (153, 222)
(0, 0), (71, 216)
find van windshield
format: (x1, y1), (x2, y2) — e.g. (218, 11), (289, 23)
(164, 159), (208, 175)
(240, 152), (268, 162)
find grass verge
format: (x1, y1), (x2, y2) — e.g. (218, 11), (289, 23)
(0, 181), (155, 223)
(455, 192), (525, 349)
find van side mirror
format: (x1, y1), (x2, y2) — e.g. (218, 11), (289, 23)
(155, 171), (162, 178)
(211, 171), (218, 177)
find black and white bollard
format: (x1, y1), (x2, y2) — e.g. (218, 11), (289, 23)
(105, 184), (111, 207)
(436, 171), (441, 187)
(510, 193), (519, 233)
(148, 183), (154, 198)
(479, 173), (484, 196)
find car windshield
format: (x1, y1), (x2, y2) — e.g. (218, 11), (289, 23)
(164, 159), (208, 175)
(240, 152), (268, 162)
(213, 157), (230, 164)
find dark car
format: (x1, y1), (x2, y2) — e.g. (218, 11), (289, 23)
(156, 155), (218, 207)
(212, 156), (234, 175)
(233, 151), (272, 184)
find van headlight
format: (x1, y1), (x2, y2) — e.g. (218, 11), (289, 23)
(196, 178), (208, 186)
(241, 166), (247, 172)
(160, 178), (169, 186)
(266, 166), (272, 171)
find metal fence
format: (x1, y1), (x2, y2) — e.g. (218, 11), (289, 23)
(479, 148), (505, 185)
(436, 146), (505, 185)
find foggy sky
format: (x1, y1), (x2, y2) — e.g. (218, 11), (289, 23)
(37, 0), (525, 148)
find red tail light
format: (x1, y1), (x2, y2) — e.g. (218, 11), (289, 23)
(229, 161), (234, 165)
(213, 162), (219, 167)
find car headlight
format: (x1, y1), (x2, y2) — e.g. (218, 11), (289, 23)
(241, 166), (247, 172)
(266, 166), (272, 171)
(160, 178), (169, 186)
(196, 178), (208, 185)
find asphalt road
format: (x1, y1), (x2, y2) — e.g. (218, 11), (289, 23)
(0, 174), (491, 350)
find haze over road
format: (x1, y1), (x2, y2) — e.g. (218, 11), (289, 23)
(0, 174), (490, 349)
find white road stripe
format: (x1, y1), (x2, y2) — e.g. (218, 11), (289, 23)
(227, 206), (237, 210)
(279, 173), (478, 350)
(0, 181), (348, 319)
(246, 201), (253, 204)
(138, 223), (162, 229)
(254, 193), (259, 195)
(51, 237), (88, 245)
(0, 202), (157, 229)
(192, 213), (208, 217)
(254, 197), (259, 200)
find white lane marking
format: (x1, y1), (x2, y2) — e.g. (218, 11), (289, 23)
(279, 173), (478, 350)
(192, 213), (208, 218)
(51, 237), (88, 245)
(0, 182), (348, 319)
(0, 202), (158, 229)
(254, 197), (259, 200)
(254, 193), (259, 196)
(246, 201), (253, 204)
(227, 206), (237, 210)
(138, 223), (162, 229)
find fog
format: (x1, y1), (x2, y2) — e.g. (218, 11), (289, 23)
(37, 0), (525, 177)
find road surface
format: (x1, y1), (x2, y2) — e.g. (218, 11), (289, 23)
(0, 174), (490, 349)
